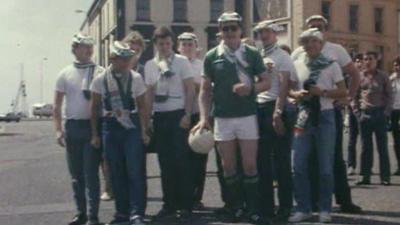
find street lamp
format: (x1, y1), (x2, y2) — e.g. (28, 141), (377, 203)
(40, 57), (48, 103)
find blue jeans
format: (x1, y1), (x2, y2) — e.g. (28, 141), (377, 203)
(293, 109), (336, 213)
(102, 116), (146, 217)
(65, 120), (101, 220)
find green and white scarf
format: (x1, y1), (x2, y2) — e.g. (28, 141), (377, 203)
(105, 66), (135, 129)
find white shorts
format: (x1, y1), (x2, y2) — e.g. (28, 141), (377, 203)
(214, 115), (259, 141)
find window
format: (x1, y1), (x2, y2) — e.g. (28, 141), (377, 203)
(210, 0), (224, 22)
(136, 0), (151, 21)
(349, 5), (358, 32)
(374, 7), (383, 33)
(321, 1), (331, 22)
(174, 0), (187, 22)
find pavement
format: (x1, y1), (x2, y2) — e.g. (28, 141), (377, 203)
(0, 121), (399, 225)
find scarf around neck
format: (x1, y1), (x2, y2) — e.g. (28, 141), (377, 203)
(220, 43), (252, 87)
(105, 66), (135, 129)
(262, 42), (279, 57)
(74, 61), (97, 100)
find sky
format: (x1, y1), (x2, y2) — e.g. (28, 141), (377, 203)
(0, 0), (93, 113)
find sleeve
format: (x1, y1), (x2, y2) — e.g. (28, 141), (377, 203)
(253, 51), (267, 76)
(335, 45), (352, 68)
(331, 63), (344, 83)
(383, 74), (393, 115)
(202, 54), (214, 80)
(144, 61), (157, 86)
(55, 73), (66, 93)
(132, 74), (147, 98)
(89, 75), (103, 94)
(290, 60), (300, 82)
(179, 58), (195, 80)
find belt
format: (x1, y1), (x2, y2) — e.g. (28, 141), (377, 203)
(257, 100), (276, 109)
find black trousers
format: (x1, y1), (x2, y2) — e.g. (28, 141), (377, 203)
(257, 102), (294, 216)
(390, 110), (400, 171)
(153, 110), (193, 210)
(347, 110), (359, 169)
(359, 108), (391, 181)
(189, 114), (208, 205)
(310, 108), (353, 207)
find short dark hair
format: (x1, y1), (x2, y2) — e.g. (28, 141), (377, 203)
(152, 26), (175, 43)
(353, 53), (363, 61)
(393, 56), (400, 65)
(364, 51), (378, 59)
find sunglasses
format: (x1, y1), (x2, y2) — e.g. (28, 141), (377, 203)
(221, 25), (239, 32)
(363, 57), (375, 61)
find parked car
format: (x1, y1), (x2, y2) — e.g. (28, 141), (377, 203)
(32, 104), (53, 118)
(0, 113), (21, 122)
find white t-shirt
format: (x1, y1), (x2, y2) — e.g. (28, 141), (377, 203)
(55, 64), (104, 120)
(293, 60), (344, 110)
(291, 41), (352, 68)
(190, 58), (203, 114)
(90, 70), (147, 114)
(145, 54), (195, 112)
(257, 47), (297, 103)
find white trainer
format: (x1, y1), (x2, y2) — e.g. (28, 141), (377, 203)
(288, 212), (313, 223)
(319, 212), (332, 223)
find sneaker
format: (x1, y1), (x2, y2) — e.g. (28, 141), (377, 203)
(107, 216), (129, 225)
(68, 214), (87, 225)
(288, 212), (313, 223)
(347, 167), (355, 176)
(130, 215), (145, 225)
(153, 208), (176, 221)
(340, 203), (362, 214)
(381, 180), (391, 186)
(101, 192), (113, 201)
(319, 212), (332, 223)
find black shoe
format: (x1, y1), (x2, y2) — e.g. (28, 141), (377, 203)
(153, 208), (176, 221)
(356, 177), (371, 185)
(192, 201), (205, 210)
(273, 209), (291, 222)
(381, 180), (391, 186)
(68, 214), (87, 225)
(130, 215), (145, 225)
(177, 209), (192, 222)
(393, 170), (400, 176)
(227, 208), (245, 223)
(247, 212), (271, 225)
(88, 217), (101, 225)
(214, 205), (230, 216)
(340, 203), (363, 214)
(107, 216), (130, 225)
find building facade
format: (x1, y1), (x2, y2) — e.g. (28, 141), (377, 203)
(81, 0), (400, 70)
(81, 0), (236, 66)
(247, 0), (400, 70)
